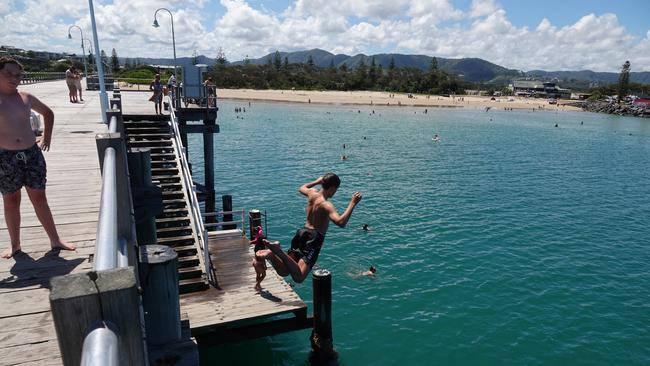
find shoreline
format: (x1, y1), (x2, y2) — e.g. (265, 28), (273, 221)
(214, 88), (583, 112)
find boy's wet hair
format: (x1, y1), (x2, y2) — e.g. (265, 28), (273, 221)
(321, 172), (340, 189)
(0, 57), (24, 71)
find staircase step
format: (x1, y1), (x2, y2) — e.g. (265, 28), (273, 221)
(179, 278), (209, 294)
(172, 244), (198, 257)
(178, 255), (200, 268)
(156, 215), (190, 224)
(157, 235), (195, 245)
(178, 266), (204, 280)
(128, 133), (172, 139)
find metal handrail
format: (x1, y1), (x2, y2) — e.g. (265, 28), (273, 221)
(80, 323), (119, 366)
(202, 209), (246, 233)
(94, 146), (118, 270)
(166, 96), (209, 275)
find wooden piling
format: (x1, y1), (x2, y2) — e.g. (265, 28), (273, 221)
(222, 194), (235, 229)
(49, 267), (146, 366)
(128, 149), (159, 245)
(310, 268), (337, 362)
(139, 245), (182, 346)
(249, 209), (261, 239)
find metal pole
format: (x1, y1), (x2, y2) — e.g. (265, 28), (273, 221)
(88, 0), (109, 123)
(80, 323), (119, 366)
(68, 25), (89, 89)
(154, 8), (178, 80)
(95, 147), (118, 271)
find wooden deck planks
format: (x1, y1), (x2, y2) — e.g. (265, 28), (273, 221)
(181, 233), (308, 335)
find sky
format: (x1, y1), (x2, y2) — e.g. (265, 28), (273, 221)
(1, 0), (649, 72)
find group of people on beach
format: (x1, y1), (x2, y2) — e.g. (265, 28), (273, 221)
(0, 57), (75, 259)
(65, 65), (84, 103)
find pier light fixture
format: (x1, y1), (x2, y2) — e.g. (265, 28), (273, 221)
(152, 8), (177, 79)
(67, 25), (89, 83)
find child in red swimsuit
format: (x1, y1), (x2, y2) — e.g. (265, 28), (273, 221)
(250, 226), (266, 292)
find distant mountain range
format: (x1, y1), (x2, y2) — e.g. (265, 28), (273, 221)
(127, 49), (650, 85)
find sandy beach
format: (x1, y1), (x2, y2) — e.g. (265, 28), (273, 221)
(215, 88), (582, 112)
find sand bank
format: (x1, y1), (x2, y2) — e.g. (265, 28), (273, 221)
(216, 89), (582, 112)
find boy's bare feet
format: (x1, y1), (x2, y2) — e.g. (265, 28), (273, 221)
(51, 240), (76, 252)
(1, 246), (22, 259)
(263, 239), (282, 254)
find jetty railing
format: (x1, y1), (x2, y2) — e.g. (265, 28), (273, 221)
(20, 72), (66, 84)
(50, 91), (146, 366)
(203, 209), (247, 232)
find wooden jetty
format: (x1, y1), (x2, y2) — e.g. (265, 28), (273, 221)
(0, 80), (313, 366)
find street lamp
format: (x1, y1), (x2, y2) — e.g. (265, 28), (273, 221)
(153, 8), (177, 79)
(83, 38), (94, 72)
(67, 25), (88, 86)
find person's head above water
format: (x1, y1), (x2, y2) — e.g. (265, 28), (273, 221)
(369, 266), (376, 273)
(321, 172), (340, 198)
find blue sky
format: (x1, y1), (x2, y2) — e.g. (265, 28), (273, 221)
(1, 0), (649, 71)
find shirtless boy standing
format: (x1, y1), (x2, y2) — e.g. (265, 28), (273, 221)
(0, 57), (75, 258)
(259, 173), (362, 283)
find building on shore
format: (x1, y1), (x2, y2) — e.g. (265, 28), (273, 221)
(509, 80), (571, 99)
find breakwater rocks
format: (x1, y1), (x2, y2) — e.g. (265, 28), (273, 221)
(580, 101), (650, 118)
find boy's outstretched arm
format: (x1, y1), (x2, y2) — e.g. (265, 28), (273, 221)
(298, 176), (323, 196)
(29, 94), (53, 151)
(328, 192), (362, 228)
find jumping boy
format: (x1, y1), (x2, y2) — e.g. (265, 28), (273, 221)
(258, 173), (362, 283)
(0, 57), (75, 258)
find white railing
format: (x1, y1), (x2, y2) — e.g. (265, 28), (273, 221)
(203, 209), (246, 232)
(166, 96), (208, 276)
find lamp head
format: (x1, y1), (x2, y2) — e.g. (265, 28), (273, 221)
(152, 19), (160, 27)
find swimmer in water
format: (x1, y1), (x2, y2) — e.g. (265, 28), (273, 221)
(362, 266), (376, 276)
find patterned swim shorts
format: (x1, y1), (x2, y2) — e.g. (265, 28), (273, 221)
(0, 144), (47, 194)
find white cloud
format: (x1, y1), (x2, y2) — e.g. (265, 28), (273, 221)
(469, 0), (499, 18)
(0, 0), (648, 72)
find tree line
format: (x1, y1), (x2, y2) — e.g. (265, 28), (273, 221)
(207, 52), (468, 95)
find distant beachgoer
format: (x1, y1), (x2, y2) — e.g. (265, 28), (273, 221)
(65, 66), (78, 103)
(432, 134), (439, 142)
(342, 144), (346, 149)
(203, 77), (215, 107)
(250, 225), (267, 292)
(555, 123), (558, 128)
(0, 57), (76, 258)
(74, 69), (83, 101)
(258, 173), (362, 283)
(362, 266), (376, 276)
(341, 155), (348, 160)
(361, 223), (370, 231)
(149, 74), (163, 115)
(580, 121), (584, 125)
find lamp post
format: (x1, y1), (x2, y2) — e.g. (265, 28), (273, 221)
(83, 38), (94, 72)
(87, 0), (109, 123)
(67, 25), (88, 87)
(153, 8), (177, 79)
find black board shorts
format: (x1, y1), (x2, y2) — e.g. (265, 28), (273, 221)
(288, 228), (325, 268)
(0, 144), (47, 195)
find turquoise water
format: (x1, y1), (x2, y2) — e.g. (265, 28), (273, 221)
(188, 101), (650, 365)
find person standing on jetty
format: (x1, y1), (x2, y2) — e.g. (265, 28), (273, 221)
(65, 65), (78, 103)
(258, 173), (362, 283)
(0, 57), (75, 258)
(249, 225), (267, 292)
(149, 74), (163, 115)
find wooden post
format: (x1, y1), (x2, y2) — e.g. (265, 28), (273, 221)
(139, 245), (181, 346)
(248, 209), (261, 239)
(49, 267), (146, 366)
(203, 118), (216, 215)
(128, 149), (158, 246)
(310, 269), (337, 362)
(222, 195), (235, 230)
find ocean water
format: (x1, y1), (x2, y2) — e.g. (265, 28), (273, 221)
(187, 100), (650, 365)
